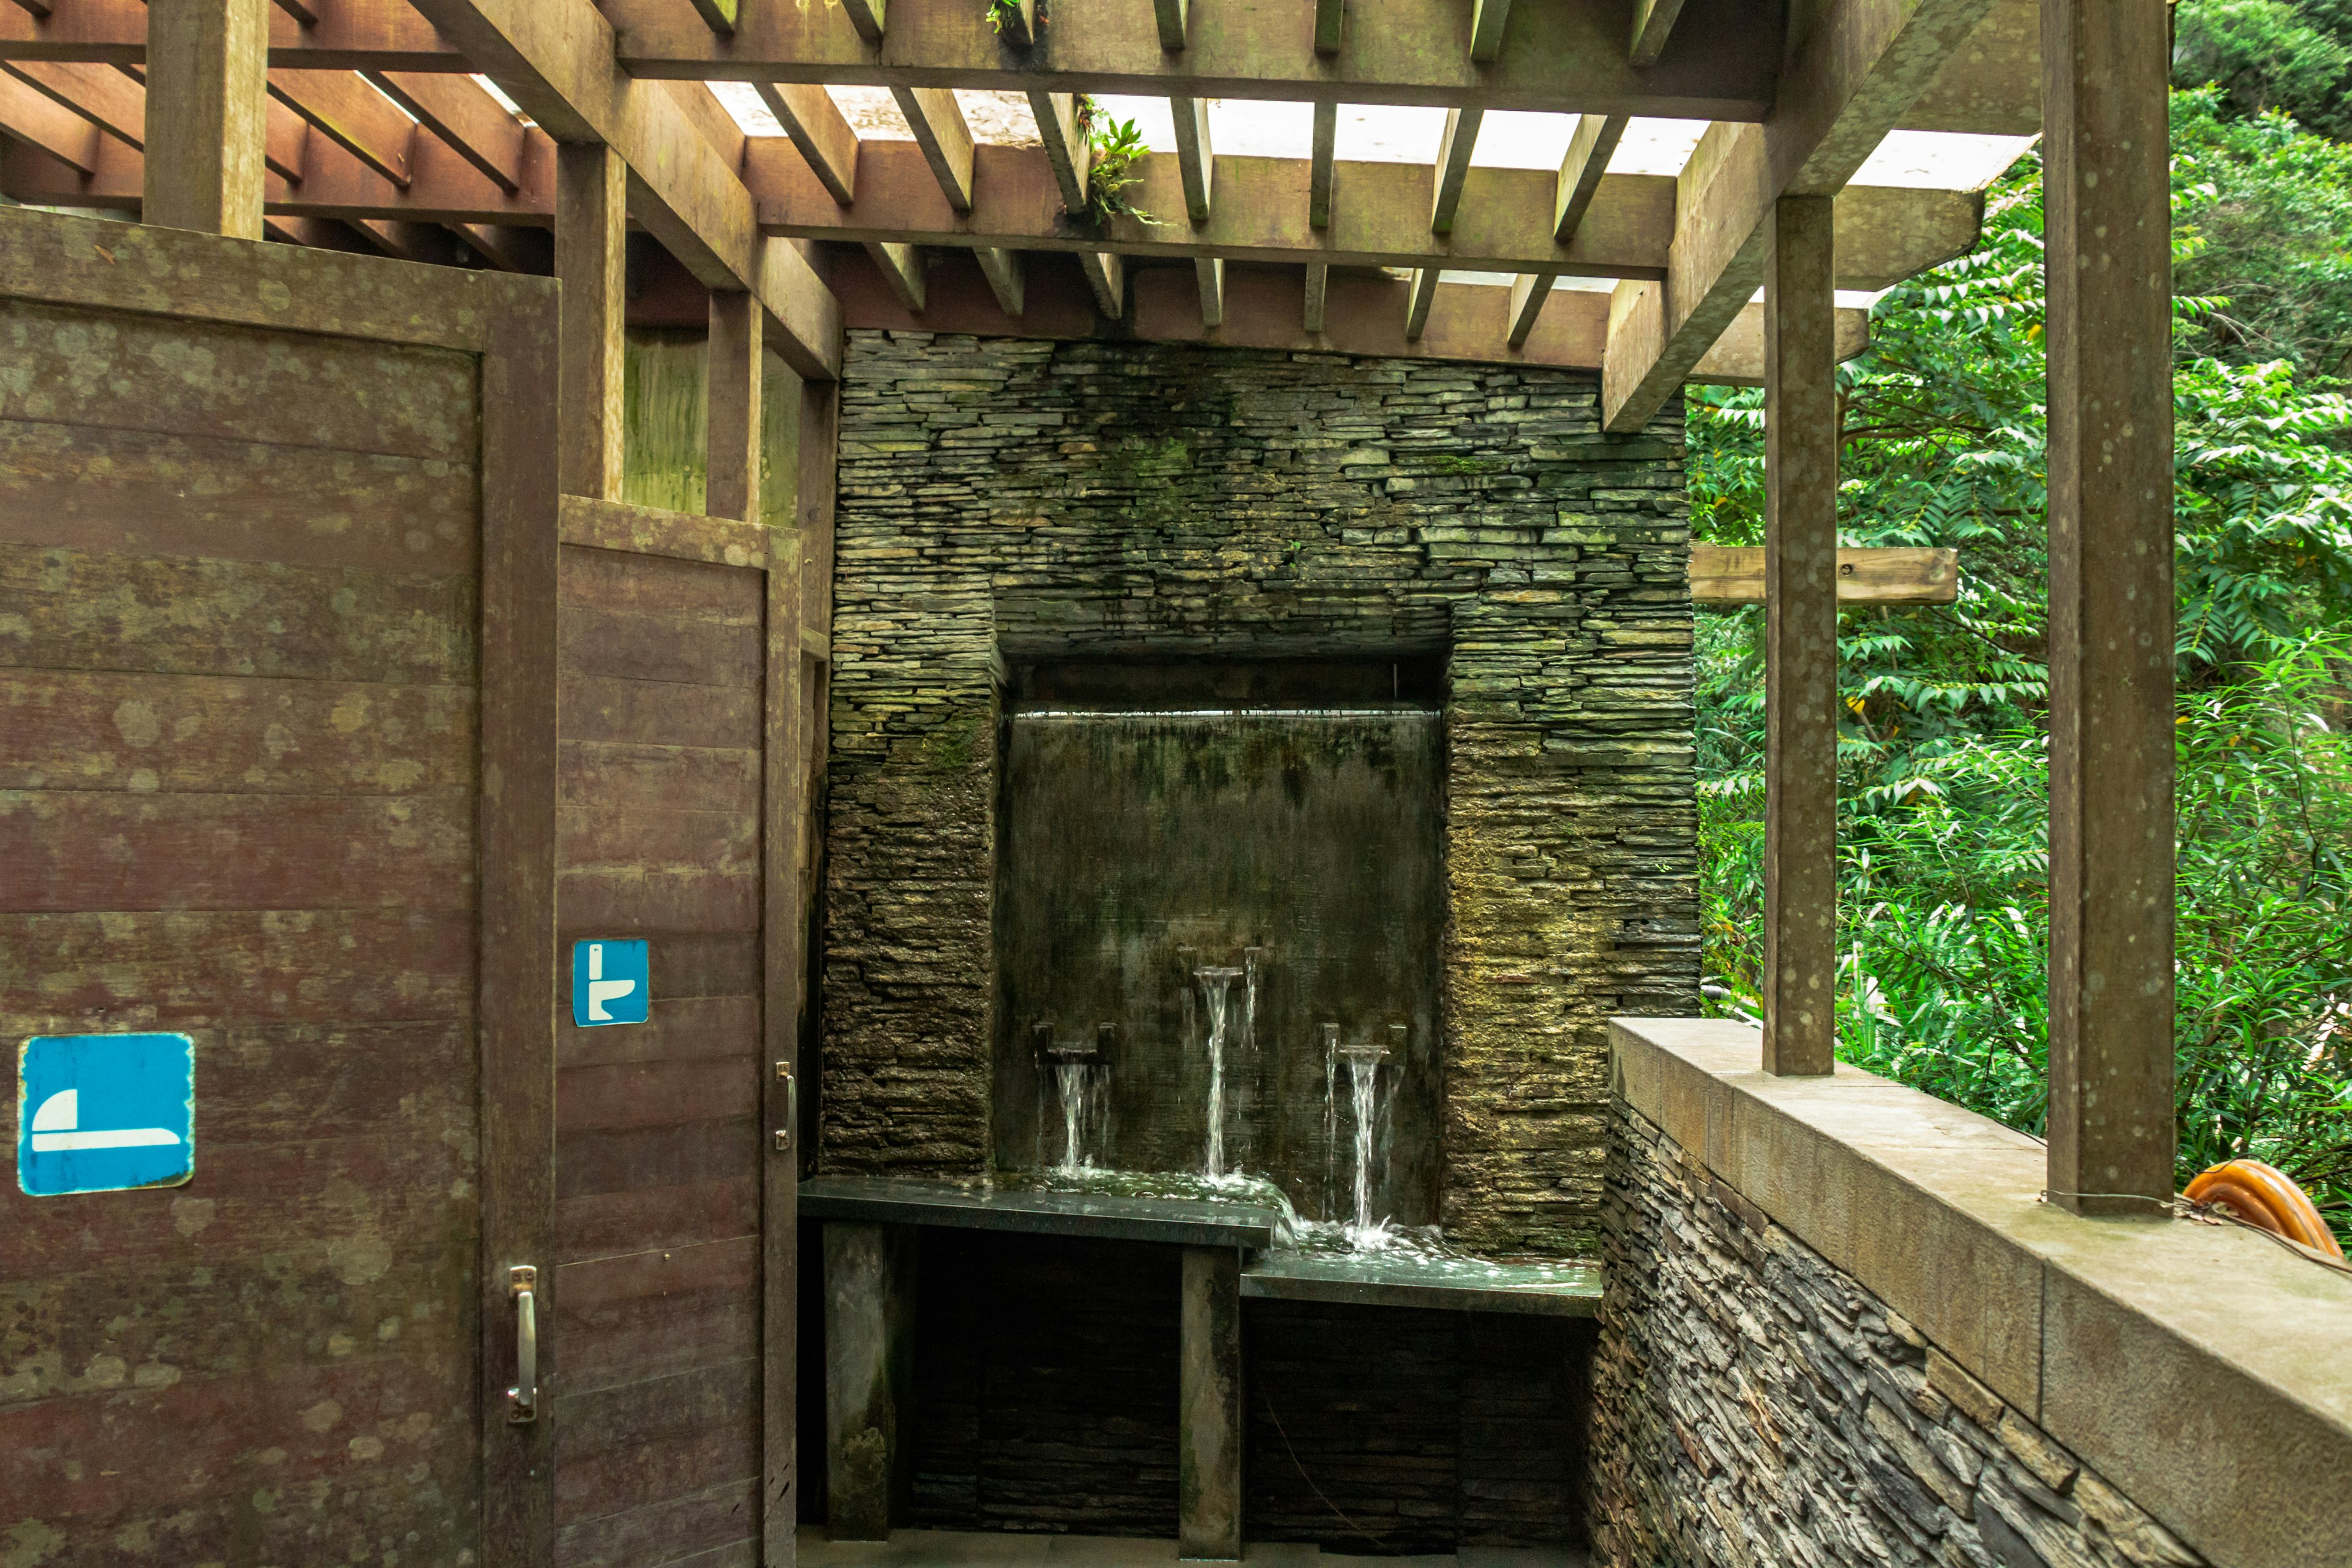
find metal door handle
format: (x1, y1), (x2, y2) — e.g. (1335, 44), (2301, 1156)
(774, 1061), (796, 1152)
(507, 1265), (538, 1424)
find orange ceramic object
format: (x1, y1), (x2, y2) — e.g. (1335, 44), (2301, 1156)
(2184, 1159), (2346, 1259)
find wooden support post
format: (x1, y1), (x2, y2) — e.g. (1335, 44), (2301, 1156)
(1762, 193), (1839, 1077)
(555, 143), (627, 500)
(823, 1222), (915, 1542)
(141, 0), (268, 237)
(1179, 1246), (1243, 1562)
(2043, 0), (2176, 1215)
(707, 288), (764, 522)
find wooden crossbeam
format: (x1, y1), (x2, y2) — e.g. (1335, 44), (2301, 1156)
(595, 0), (1784, 120)
(1688, 546), (1959, 606)
(404, 0), (840, 380)
(743, 144), (1982, 289)
(1600, 0), (2003, 432)
(830, 253), (1872, 384)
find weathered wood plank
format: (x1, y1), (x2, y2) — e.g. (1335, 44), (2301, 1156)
(1688, 545), (1959, 605)
(552, 1360), (759, 1521)
(557, 1117), (763, 1201)
(560, 739), (760, 817)
(559, 496), (769, 568)
(557, 865), (761, 933)
(560, 673), (761, 750)
(0, 297), (478, 459)
(0, 669), (474, 794)
(561, 543), (765, 622)
(559, 1057), (761, 1134)
(554, 1235), (760, 1393)
(557, 1176), (760, 1261)
(0, 907), (475, 1031)
(559, 607), (762, 690)
(0, 419), (478, 572)
(0, 790), (477, 911)
(0, 548), (477, 684)
(554, 1478), (761, 1568)
(559, 992), (761, 1069)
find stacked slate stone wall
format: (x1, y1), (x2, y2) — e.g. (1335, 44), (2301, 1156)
(1594, 1104), (2209, 1568)
(826, 330), (1700, 1254)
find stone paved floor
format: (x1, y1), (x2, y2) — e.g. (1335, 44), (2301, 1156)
(798, 1529), (1585, 1568)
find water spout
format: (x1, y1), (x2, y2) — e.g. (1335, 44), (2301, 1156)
(1196, 967), (1245, 1178)
(1047, 1043), (1101, 1176)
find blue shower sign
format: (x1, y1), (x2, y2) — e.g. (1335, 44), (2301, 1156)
(571, 939), (650, 1028)
(18, 1033), (195, 1196)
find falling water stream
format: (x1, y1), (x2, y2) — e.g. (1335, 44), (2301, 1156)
(1196, 967), (1243, 1178)
(1048, 1046), (1098, 1175)
(1340, 1042), (1387, 1236)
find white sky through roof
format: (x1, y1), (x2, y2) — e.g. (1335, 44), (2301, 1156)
(708, 86), (2035, 197)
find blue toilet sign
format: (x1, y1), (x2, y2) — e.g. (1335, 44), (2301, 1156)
(571, 939), (650, 1027)
(18, 1033), (195, 1196)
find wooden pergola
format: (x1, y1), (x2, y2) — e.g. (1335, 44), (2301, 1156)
(0, 0), (2177, 1548)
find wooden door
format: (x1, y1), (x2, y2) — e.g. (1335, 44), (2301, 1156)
(0, 209), (560, 1562)
(546, 497), (804, 1568)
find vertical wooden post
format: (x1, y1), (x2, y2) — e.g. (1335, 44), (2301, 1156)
(2043, 0), (2176, 1214)
(1179, 1246), (1244, 1561)
(823, 1221), (915, 1542)
(554, 144), (627, 500)
(707, 290), (764, 522)
(141, 0), (268, 238)
(1762, 193), (1839, 1077)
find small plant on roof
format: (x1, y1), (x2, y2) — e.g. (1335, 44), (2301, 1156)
(987, 0), (1035, 37)
(1082, 110), (1164, 226)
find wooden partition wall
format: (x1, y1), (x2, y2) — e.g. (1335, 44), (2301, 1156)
(0, 206), (837, 1567)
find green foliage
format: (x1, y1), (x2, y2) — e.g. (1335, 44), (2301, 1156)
(1689, 121), (2352, 1245)
(2173, 0), (2352, 136)
(1075, 100), (1160, 227)
(2171, 88), (2352, 376)
(986, 0), (1033, 36)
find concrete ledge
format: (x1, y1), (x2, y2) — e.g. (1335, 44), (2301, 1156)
(1610, 1017), (2352, 1568)
(801, 1175), (1281, 1249)
(1240, 1253), (1602, 1317)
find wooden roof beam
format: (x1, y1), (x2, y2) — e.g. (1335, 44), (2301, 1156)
(891, 85), (972, 211)
(829, 252), (1873, 381)
(1553, 111), (1626, 242)
(747, 142), (1982, 290)
(269, 67), (417, 187)
(2, 58), (141, 146)
(756, 80), (857, 204)
(1506, 271), (1554, 347)
(1469, 0), (1512, 64)
(1195, 254), (1222, 326)
(1430, 106), (1479, 235)
(1171, 91), (1210, 222)
(1303, 260), (1328, 331)
(1403, 264), (1437, 339)
(404, 0), (840, 380)
(1153, 0), (1187, 52)
(1628, 0), (1690, 69)
(1309, 100), (1333, 229)
(865, 239), (924, 310)
(371, 69), (528, 194)
(973, 243), (1021, 314)
(0, 63), (94, 170)
(1600, 0), (2002, 432)
(594, 0), (1785, 121)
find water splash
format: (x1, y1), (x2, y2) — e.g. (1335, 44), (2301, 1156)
(1047, 1045), (1102, 1175)
(1320, 1022), (1340, 1218)
(1195, 967), (1244, 1178)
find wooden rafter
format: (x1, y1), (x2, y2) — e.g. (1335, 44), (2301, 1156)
(402, 0), (840, 379)
(1600, 0), (2003, 432)
(891, 85), (972, 212)
(1170, 92), (1210, 224)
(756, 79), (856, 204)
(1430, 107), (1479, 235)
(270, 65), (415, 186)
(371, 68), (527, 192)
